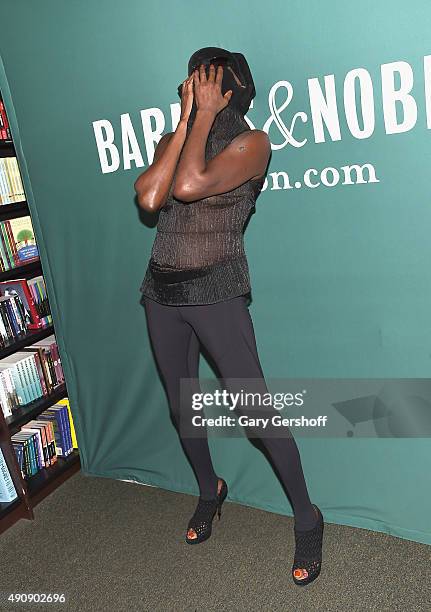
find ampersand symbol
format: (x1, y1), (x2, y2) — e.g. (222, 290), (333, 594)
(263, 81), (308, 149)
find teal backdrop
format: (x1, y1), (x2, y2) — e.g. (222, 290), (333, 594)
(1, 1), (430, 544)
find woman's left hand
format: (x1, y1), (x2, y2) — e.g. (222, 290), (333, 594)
(193, 64), (232, 115)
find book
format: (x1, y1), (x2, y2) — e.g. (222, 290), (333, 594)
(0, 446), (18, 502)
(0, 157), (25, 204)
(23, 334), (63, 390)
(0, 285), (51, 347)
(0, 279), (45, 330)
(8, 216), (38, 263)
(12, 443), (24, 478)
(11, 431), (38, 476)
(48, 405), (72, 455)
(0, 365), (19, 417)
(20, 426), (45, 469)
(0, 334), (64, 414)
(37, 410), (68, 457)
(26, 276), (52, 327)
(57, 397), (78, 449)
(0, 353), (31, 405)
(0, 98), (12, 141)
(23, 420), (50, 467)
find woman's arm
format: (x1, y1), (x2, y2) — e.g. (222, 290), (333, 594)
(134, 125), (185, 212)
(173, 64), (270, 203)
(134, 74), (194, 213)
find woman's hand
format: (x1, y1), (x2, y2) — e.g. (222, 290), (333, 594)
(180, 74), (194, 122)
(193, 64), (232, 115)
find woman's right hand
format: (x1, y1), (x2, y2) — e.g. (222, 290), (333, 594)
(180, 74), (194, 122)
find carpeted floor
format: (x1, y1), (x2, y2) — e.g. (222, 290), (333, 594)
(0, 471), (429, 612)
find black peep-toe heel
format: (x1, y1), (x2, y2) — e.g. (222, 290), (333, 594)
(185, 478), (228, 545)
(291, 504), (324, 586)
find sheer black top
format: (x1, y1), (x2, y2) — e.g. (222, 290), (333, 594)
(140, 105), (264, 305)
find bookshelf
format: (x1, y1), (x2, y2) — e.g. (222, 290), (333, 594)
(0, 91), (80, 535)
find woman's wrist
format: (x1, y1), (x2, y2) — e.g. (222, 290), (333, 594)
(195, 108), (217, 120)
(176, 117), (189, 131)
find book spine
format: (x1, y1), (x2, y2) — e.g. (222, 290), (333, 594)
(46, 421), (57, 464)
(38, 414), (64, 457)
(25, 354), (39, 400)
(22, 356), (36, 402)
(8, 363), (26, 406)
(33, 351), (48, 396)
(5, 219), (19, 263)
(12, 436), (36, 476)
(0, 221), (15, 266)
(3, 159), (13, 203)
(59, 399), (78, 449)
(12, 443), (25, 479)
(20, 428), (44, 469)
(54, 406), (72, 456)
(4, 368), (20, 412)
(0, 372), (12, 418)
(2, 298), (20, 339)
(19, 439), (31, 478)
(46, 408), (71, 456)
(0, 300), (13, 341)
(0, 447), (17, 502)
(34, 423), (50, 466)
(16, 359), (31, 403)
(26, 423), (49, 467)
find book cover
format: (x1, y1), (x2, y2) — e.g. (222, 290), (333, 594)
(8, 216), (39, 263)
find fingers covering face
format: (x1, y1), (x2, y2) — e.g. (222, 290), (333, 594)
(194, 63), (224, 84)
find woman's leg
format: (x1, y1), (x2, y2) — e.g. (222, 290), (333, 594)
(181, 296), (317, 531)
(143, 297), (219, 500)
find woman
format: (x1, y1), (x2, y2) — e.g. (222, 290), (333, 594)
(134, 47), (324, 586)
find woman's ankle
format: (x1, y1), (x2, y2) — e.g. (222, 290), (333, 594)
(200, 477), (220, 501)
(294, 504), (318, 531)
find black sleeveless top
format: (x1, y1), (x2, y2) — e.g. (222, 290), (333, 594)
(140, 105), (264, 305)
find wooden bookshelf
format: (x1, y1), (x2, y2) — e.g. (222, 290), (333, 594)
(0, 200), (29, 222)
(0, 91), (80, 535)
(0, 140), (14, 152)
(7, 383), (67, 433)
(0, 258), (42, 282)
(0, 324), (55, 359)
(27, 449), (80, 507)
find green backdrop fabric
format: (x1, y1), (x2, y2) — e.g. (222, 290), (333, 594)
(1, 1), (430, 544)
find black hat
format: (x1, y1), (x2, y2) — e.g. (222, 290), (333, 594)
(178, 46), (256, 116)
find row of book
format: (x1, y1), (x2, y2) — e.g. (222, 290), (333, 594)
(0, 215), (38, 271)
(0, 334), (63, 420)
(0, 276), (52, 347)
(0, 98), (11, 142)
(12, 397), (77, 479)
(0, 157), (25, 205)
(0, 397), (78, 503)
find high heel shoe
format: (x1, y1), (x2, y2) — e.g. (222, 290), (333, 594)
(291, 504), (324, 586)
(185, 478), (228, 545)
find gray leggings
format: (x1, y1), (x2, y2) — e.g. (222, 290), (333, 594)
(143, 294), (316, 529)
